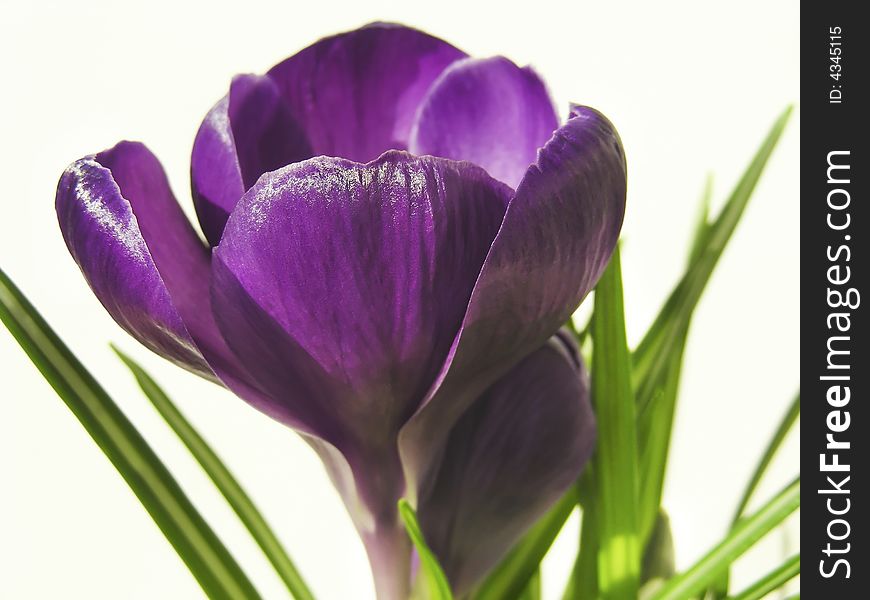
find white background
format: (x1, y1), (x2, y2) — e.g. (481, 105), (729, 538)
(0, 1), (799, 598)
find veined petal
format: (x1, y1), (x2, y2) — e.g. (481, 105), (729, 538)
(191, 74), (312, 245)
(57, 142), (290, 428)
(56, 144), (212, 377)
(266, 22), (466, 162)
(417, 334), (594, 594)
(400, 105), (626, 495)
(410, 57), (559, 188)
(210, 151), (512, 450)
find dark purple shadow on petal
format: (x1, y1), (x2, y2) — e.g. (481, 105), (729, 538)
(191, 96), (244, 246)
(209, 152), (512, 590)
(191, 75), (313, 246)
(56, 156), (211, 377)
(417, 334), (595, 594)
(399, 105), (626, 499)
(209, 147), (513, 597)
(410, 57), (559, 188)
(228, 74), (313, 190)
(83, 142), (292, 424)
(209, 256), (355, 442)
(211, 151), (511, 448)
(266, 22), (467, 162)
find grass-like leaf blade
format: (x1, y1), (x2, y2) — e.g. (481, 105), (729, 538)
(0, 267), (261, 600)
(473, 486), (578, 600)
(710, 392), (800, 597)
(636, 324), (687, 547)
(589, 246), (640, 599)
(562, 489), (599, 600)
(633, 107), (792, 548)
(636, 176), (712, 546)
(113, 346), (315, 600)
(650, 477), (799, 600)
(517, 569), (541, 600)
(728, 553), (799, 600)
(633, 106), (793, 409)
(687, 174), (714, 265)
(398, 499), (453, 600)
(641, 510), (675, 584)
(732, 393), (800, 524)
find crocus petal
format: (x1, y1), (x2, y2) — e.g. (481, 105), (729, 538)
(191, 74), (312, 245)
(266, 22), (467, 162)
(56, 144), (212, 378)
(57, 141), (286, 424)
(417, 334), (594, 594)
(211, 151), (512, 453)
(409, 57), (559, 188)
(400, 105), (626, 495)
(211, 151), (511, 600)
(99, 143), (310, 429)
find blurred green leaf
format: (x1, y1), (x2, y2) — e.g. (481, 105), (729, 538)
(473, 486), (578, 600)
(688, 174), (714, 265)
(636, 177), (710, 546)
(114, 346), (314, 600)
(589, 246), (640, 600)
(562, 490), (599, 600)
(711, 392), (800, 598)
(636, 324), (687, 546)
(0, 267), (260, 600)
(727, 554), (799, 600)
(399, 499), (453, 600)
(562, 107), (792, 600)
(641, 510), (675, 584)
(633, 107), (792, 548)
(517, 569), (542, 600)
(732, 393), (800, 524)
(650, 477), (799, 600)
(633, 106), (792, 410)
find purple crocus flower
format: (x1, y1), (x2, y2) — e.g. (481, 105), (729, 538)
(56, 23), (625, 598)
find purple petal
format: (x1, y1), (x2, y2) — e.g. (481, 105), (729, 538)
(56, 144), (212, 377)
(410, 57), (559, 188)
(191, 74), (312, 246)
(210, 151), (512, 450)
(417, 334), (595, 593)
(57, 142), (290, 428)
(266, 22), (466, 162)
(400, 105), (626, 496)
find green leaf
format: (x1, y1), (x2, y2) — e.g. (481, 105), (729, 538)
(113, 346), (315, 600)
(633, 106), (793, 411)
(649, 477), (800, 600)
(473, 486), (578, 600)
(589, 246), (640, 600)
(0, 267), (260, 600)
(562, 489), (599, 600)
(633, 107), (792, 549)
(641, 510), (675, 584)
(635, 324), (687, 546)
(564, 107), (793, 600)
(398, 499), (453, 600)
(710, 392), (800, 598)
(517, 569), (542, 600)
(687, 174), (714, 265)
(732, 393), (800, 524)
(727, 554), (799, 600)
(636, 176), (711, 546)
